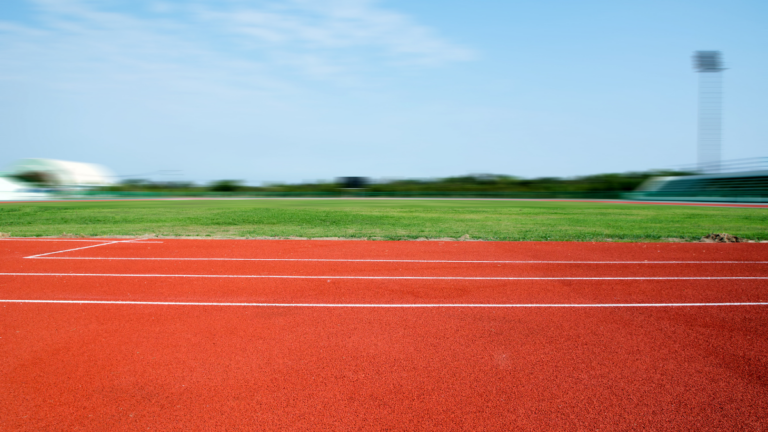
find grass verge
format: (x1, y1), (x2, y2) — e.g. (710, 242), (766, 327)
(0, 199), (766, 241)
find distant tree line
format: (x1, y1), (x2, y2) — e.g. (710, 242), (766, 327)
(104, 170), (691, 194)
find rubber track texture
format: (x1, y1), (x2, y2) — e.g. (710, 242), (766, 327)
(1, 239), (767, 431)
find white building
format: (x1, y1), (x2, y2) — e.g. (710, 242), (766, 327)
(0, 176), (49, 201)
(6, 158), (115, 187)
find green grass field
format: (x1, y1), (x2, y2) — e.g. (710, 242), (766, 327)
(0, 199), (766, 241)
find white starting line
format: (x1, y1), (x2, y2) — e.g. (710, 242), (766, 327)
(23, 240), (163, 258)
(0, 239), (163, 243)
(1, 299), (767, 307)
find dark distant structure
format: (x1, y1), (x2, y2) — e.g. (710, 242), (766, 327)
(338, 177), (368, 189)
(693, 51), (725, 173)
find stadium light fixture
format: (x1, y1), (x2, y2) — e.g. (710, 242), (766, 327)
(693, 51), (725, 173)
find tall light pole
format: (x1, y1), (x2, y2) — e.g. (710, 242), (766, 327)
(693, 51), (725, 173)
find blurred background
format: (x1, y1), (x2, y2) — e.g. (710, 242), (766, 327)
(1, 0), (767, 200)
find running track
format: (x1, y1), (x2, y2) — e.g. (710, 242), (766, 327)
(1, 239), (767, 430)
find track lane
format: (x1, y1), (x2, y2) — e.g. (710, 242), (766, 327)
(5, 239), (768, 280)
(2, 304), (766, 431)
(6, 238), (768, 262)
(1, 276), (766, 305)
(5, 258), (768, 278)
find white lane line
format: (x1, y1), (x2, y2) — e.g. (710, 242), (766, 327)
(1, 299), (767, 307)
(1, 273), (767, 280)
(0, 239), (112, 243)
(1, 239), (163, 243)
(23, 240), (150, 259)
(24, 257), (768, 264)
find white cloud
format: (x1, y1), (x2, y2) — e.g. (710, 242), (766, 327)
(0, 0), (289, 100)
(196, 0), (474, 65)
(0, 0), (474, 94)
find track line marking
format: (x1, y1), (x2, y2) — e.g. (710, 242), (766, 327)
(1, 299), (766, 307)
(0, 239), (163, 243)
(22, 240), (156, 259)
(1, 273), (767, 280)
(0, 239), (113, 243)
(23, 257), (768, 264)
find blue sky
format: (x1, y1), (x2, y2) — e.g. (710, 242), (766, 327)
(1, 0), (766, 184)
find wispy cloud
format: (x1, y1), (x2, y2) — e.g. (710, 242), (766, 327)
(196, 0), (474, 65)
(0, 0), (474, 94)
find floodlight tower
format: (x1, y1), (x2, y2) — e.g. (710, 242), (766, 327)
(693, 51), (725, 173)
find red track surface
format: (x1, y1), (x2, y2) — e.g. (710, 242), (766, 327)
(2, 239), (767, 430)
